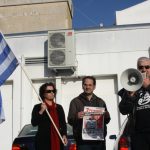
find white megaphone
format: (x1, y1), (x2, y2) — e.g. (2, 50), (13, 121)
(120, 68), (144, 91)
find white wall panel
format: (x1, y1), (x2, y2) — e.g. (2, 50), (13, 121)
(116, 0), (150, 25)
(0, 83), (13, 150)
(76, 28), (150, 54)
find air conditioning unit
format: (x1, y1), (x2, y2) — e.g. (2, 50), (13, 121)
(48, 29), (76, 71)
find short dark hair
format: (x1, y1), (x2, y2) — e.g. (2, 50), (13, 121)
(82, 76), (96, 86)
(39, 82), (57, 100)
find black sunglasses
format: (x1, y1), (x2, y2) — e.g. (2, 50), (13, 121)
(45, 90), (55, 93)
(138, 65), (150, 70)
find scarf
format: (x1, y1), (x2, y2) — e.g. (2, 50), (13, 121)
(45, 101), (60, 150)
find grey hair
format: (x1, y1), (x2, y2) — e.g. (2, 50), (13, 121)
(137, 57), (150, 67)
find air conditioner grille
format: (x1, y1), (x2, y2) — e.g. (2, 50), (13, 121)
(49, 50), (65, 65)
(25, 57), (47, 65)
(49, 32), (65, 49)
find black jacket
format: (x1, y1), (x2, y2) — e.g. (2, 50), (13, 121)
(118, 87), (150, 135)
(31, 103), (67, 150)
(118, 88), (137, 135)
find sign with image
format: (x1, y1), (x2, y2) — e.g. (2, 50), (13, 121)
(82, 106), (105, 140)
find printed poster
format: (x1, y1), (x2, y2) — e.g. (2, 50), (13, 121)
(82, 106), (105, 140)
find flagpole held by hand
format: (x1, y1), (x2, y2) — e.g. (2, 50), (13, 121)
(0, 32), (65, 145)
(18, 62), (66, 146)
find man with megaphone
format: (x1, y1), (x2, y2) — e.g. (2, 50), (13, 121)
(118, 57), (150, 150)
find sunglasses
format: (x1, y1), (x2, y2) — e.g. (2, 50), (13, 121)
(138, 65), (150, 70)
(45, 90), (55, 93)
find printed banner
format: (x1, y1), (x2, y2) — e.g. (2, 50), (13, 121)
(82, 106), (105, 140)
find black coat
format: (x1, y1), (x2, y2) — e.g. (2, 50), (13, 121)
(118, 87), (150, 134)
(31, 103), (67, 150)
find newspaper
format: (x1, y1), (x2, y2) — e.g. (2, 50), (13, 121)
(82, 106), (105, 140)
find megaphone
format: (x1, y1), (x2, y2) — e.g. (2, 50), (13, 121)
(120, 68), (143, 91)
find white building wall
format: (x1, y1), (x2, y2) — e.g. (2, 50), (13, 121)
(116, 0), (150, 25)
(1, 24), (150, 150)
(76, 27), (150, 75)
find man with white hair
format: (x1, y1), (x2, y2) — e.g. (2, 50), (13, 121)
(118, 57), (150, 150)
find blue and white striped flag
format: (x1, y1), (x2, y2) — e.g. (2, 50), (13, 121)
(0, 32), (18, 124)
(0, 32), (18, 86)
(0, 91), (5, 124)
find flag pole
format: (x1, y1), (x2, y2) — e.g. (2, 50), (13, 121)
(18, 62), (65, 145)
(0, 32), (65, 145)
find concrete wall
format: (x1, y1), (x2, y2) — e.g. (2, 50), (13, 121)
(0, 0), (72, 7)
(0, 0), (72, 34)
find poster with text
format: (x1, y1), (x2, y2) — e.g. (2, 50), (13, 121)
(82, 106), (105, 140)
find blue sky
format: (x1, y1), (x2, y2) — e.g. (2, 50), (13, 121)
(72, 0), (145, 29)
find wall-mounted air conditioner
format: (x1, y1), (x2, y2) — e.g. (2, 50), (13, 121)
(48, 29), (76, 71)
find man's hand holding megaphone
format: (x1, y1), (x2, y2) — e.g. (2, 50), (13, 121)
(142, 72), (150, 88)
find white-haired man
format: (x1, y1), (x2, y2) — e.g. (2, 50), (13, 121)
(118, 57), (150, 150)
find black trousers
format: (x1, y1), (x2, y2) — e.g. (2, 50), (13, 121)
(131, 132), (150, 150)
(77, 141), (106, 150)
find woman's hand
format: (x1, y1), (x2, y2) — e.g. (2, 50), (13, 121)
(62, 135), (68, 145)
(39, 103), (47, 115)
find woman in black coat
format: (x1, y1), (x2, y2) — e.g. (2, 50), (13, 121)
(31, 82), (68, 150)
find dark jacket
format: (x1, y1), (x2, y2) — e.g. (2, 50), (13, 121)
(67, 92), (111, 144)
(31, 103), (67, 150)
(118, 88), (137, 135)
(118, 87), (150, 135)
